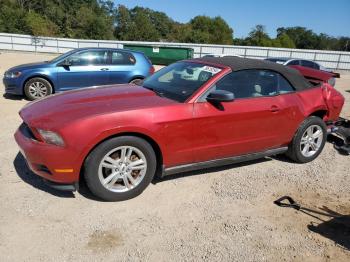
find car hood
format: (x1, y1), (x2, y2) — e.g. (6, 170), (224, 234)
(8, 61), (50, 72)
(20, 84), (177, 128)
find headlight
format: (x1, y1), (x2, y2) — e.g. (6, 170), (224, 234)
(37, 129), (65, 146)
(5, 71), (22, 78)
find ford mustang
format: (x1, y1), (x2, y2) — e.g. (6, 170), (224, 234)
(15, 57), (345, 201)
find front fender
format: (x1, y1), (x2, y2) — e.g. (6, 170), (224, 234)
(20, 69), (56, 91)
(65, 116), (165, 174)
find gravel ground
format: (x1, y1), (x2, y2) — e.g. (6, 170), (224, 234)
(0, 51), (349, 262)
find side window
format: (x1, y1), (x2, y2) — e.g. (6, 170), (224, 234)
(111, 51), (136, 65)
(213, 70), (278, 99)
(301, 60), (317, 69)
(287, 60), (300, 66)
(67, 50), (108, 66)
(278, 74), (295, 94)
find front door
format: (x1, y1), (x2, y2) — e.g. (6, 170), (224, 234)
(192, 69), (289, 162)
(57, 50), (109, 91)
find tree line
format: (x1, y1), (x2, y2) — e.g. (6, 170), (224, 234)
(0, 0), (349, 51)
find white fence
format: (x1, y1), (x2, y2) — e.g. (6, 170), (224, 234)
(0, 32), (350, 70)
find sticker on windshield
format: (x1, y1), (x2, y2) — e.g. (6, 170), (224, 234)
(202, 66), (222, 74)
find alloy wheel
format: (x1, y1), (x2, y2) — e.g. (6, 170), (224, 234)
(300, 125), (324, 157)
(98, 146), (147, 192)
(28, 82), (48, 98)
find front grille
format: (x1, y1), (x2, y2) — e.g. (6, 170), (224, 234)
(19, 122), (37, 140)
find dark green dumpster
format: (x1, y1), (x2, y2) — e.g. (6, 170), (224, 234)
(123, 44), (194, 65)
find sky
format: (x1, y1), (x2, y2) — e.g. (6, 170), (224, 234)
(114, 0), (350, 38)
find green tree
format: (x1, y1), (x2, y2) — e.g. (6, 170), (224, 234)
(25, 11), (58, 36)
(131, 11), (160, 41)
(187, 16), (233, 44)
(167, 23), (192, 43)
(115, 5), (161, 41)
(337, 37), (350, 51)
(276, 26), (319, 49)
(245, 25), (273, 46)
(114, 5), (133, 40)
(0, 1), (28, 34)
(74, 4), (114, 39)
(273, 33), (296, 48)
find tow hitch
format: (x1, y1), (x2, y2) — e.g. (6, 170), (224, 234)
(328, 117), (350, 155)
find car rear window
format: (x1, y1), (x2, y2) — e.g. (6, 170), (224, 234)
(111, 51), (136, 65)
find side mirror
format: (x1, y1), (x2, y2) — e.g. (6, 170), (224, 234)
(206, 90), (234, 103)
(58, 59), (71, 67)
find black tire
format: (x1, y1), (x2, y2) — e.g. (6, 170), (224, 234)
(286, 116), (327, 163)
(24, 77), (53, 100)
(129, 78), (143, 86)
(84, 136), (157, 201)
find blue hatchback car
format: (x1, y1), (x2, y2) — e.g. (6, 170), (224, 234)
(3, 48), (154, 100)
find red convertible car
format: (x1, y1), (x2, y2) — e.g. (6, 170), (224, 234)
(15, 57), (345, 201)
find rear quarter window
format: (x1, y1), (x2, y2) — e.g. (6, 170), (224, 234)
(286, 60), (300, 66)
(301, 60), (319, 70)
(111, 51), (136, 65)
(278, 74), (295, 94)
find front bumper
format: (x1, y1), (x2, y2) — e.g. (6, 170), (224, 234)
(3, 77), (22, 95)
(14, 124), (81, 186)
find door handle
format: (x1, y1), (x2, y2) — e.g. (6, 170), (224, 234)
(270, 105), (280, 113)
(100, 68), (109, 71)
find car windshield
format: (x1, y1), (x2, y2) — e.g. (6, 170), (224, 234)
(49, 49), (77, 63)
(142, 62), (222, 102)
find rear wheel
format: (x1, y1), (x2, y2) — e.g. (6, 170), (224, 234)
(286, 116), (327, 163)
(24, 77), (53, 100)
(84, 136), (157, 201)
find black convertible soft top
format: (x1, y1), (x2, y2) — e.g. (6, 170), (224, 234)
(194, 56), (312, 91)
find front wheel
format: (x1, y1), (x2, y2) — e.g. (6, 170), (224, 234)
(84, 136), (157, 201)
(286, 116), (327, 163)
(24, 77), (53, 100)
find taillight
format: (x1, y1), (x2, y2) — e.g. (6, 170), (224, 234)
(149, 66), (155, 75)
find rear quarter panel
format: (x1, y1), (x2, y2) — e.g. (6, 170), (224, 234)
(134, 52), (153, 78)
(276, 86), (329, 144)
(296, 86), (328, 116)
(321, 84), (345, 120)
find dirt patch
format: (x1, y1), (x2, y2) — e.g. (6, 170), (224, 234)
(87, 230), (123, 252)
